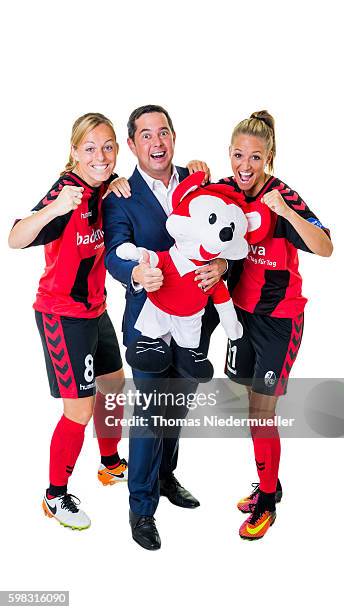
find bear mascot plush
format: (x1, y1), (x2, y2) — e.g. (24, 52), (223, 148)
(117, 171), (271, 381)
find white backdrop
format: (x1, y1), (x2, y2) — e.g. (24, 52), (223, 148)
(1, 1), (343, 610)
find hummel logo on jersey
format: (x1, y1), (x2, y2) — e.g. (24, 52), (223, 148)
(76, 229), (104, 245)
(248, 244), (265, 255)
(45, 498), (57, 514)
(81, 211), (92, 219)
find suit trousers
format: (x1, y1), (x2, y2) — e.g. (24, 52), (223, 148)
(128, 301), (218, 516)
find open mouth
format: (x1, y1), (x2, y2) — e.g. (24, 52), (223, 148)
(238, 171), (253, 184)
(150, 151), (166, 161)
(91, 164), (110, 172)
(199, 244), (220, 260)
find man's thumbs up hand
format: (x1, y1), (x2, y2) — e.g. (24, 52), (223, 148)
(140, 249), (151, 266)
(133, 249), (163, 292)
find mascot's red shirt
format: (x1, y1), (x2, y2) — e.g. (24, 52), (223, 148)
(148, 246), (229, 317)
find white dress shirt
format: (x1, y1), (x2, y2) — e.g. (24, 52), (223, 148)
(137, 164), (180, 216)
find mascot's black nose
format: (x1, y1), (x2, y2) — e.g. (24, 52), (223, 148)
(219, 222), (235, 242)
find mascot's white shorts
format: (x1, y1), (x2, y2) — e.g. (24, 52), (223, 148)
(134, 299), (205, 348)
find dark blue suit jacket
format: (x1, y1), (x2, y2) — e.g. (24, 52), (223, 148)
(103, 166), (189, 346)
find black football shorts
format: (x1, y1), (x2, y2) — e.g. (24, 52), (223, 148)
(35, 310), (122, 399)
(225, 307), (304, 396)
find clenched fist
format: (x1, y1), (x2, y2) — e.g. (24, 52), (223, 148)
(52, 185), (84, 216)
(261, 190), (290, 219)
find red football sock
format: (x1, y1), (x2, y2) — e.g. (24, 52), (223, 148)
(250, 424), (281, 494)
(49, 415), (86, 487)
(93, 391), (123, 458)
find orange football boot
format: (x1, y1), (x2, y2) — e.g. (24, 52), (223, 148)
(239, 506), (276, 540)
(98, 459), (128, 485)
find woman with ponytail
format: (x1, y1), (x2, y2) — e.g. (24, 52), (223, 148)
(8, 113), (130, 530)
(220, 110), (332, 540)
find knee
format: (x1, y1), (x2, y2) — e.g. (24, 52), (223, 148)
(96, 369), (125, 395)
(64, 405), (93, 426)
(63, 393), (95, 425)
(248, 391), (277, 421)
(249, 404), (276, 421)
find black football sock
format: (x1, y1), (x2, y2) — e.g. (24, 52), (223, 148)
(47, 484), (68, 499)
(101, 452), (120, 468)
(257, 490), (276, 512)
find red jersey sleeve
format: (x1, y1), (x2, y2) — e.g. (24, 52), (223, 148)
(22, 173), (118, 248)
(272, 180), (331, 252)
(23, 176), (75, 247)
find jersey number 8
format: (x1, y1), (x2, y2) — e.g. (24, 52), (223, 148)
(84, 354), (94, 383)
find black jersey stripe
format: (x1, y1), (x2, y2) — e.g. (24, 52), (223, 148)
(227, 259), (244, 294)
(88, 189), (100, 226)
(70, 256), (96, 310)
(253, 270), (290, 315)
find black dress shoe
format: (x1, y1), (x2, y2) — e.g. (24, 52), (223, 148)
(159, 475), (200, 509)
(129, 510), (161, 550)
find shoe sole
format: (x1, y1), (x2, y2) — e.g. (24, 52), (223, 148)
(238, 490), (283, 514)
(160, 492), (200, 509)
(98, 474), (128, 486)
(240, 514), (276, 541)
(131, 533), (161, 551)
(98, 477), (127, 486)
(42, 500), (91, 531)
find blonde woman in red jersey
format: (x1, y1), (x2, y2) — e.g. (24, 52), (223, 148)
(9, 113), (130, 529)
(196, 110), (333, 540)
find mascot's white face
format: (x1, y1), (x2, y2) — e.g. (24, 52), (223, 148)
(166, 194), (249, 261)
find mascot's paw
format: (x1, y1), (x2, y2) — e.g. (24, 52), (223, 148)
(226, 321), (243, 341)
(116, 243), (140, 260)
(125, 336), (172, 373)
(171, 340), (214, 383)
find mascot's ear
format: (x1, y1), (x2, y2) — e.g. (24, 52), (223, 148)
(246, 211), (261, 232)
(172, 171), (205, 211)
(245, 200), (271, 244)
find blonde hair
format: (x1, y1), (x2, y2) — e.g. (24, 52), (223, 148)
(61, 112), (117, 176)
(231, 110), (276, 173)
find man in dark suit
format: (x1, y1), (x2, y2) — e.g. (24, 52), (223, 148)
(103, 105), (226, 549)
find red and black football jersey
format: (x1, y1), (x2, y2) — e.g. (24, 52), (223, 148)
(23, 172), (117, 318)
(220, 176), (331, 318)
